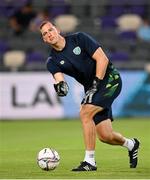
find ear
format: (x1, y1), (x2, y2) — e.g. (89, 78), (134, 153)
(41, 35), (47, 43)
(43, 37), (47, 42)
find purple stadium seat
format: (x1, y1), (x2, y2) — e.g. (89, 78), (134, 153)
(50, 7), (68, 18)
(26, 51), (44, 63)
(110, 51), (129, 61)
(119, 31), (137, 40)
(111, 0), (146, 5)
(0, 41), (9, 54)
(48, 0), (70, 18)
(110, 0), (128, 5)
(131, 6), (146, 16)
(108, 6), (125, 17)
(0, 0), (28, 17)
(100, 16), (117, 29)
(129, 0), (147, 5)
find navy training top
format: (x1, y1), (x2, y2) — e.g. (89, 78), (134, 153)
(47, 32), (112, 90)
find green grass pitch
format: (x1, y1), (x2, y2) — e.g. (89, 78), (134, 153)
(0, 118), (150, 179)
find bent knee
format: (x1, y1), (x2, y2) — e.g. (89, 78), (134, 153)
(80, 105), (101, 119)
(80, 106), (93, 120)
(98, 132), (113, 143)
(80, 109), (92, 123)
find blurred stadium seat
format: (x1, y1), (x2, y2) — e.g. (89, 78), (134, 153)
(0, 40), (10, 55)
(25, 50), (46, 71)
(54, 14), (79, 33)
(100, 15), (117, 29)
(118, 31), (137, 40)
(3, 50), (25, 71)
(109, 51), (130, 61)
(117, 14), (142, 31)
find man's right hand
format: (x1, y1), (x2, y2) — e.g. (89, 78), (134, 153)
(54, 81), (69, 96)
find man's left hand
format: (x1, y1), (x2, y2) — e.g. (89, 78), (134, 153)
(83, 77), (102, 104)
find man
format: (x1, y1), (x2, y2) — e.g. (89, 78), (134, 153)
(39, 21), (140, 171)
(9, 3), (36, 36)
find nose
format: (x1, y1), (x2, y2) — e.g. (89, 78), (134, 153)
(47, 31), (52, 37)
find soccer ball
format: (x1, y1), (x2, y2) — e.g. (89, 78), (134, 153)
(37, 148), (60, 171)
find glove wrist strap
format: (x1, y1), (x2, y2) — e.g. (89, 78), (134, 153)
(93, 77), (102, 88)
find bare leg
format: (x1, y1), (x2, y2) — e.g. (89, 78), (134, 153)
(78, 104), (102, 166)
(73, 104), (139, 170)
(80, 107), (95, 150)
(80, 104), (101, 150)
(96, 119), (125, 145)
(81, 119), (96, 150)
(80, 104), (126, 146)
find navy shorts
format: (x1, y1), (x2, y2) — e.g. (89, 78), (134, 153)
(81, 73), (122, 125)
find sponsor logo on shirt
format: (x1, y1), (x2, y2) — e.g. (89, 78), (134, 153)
(73, 46), (81, 55)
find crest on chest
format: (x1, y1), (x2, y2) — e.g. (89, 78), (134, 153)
(73, 46), (81, 55)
